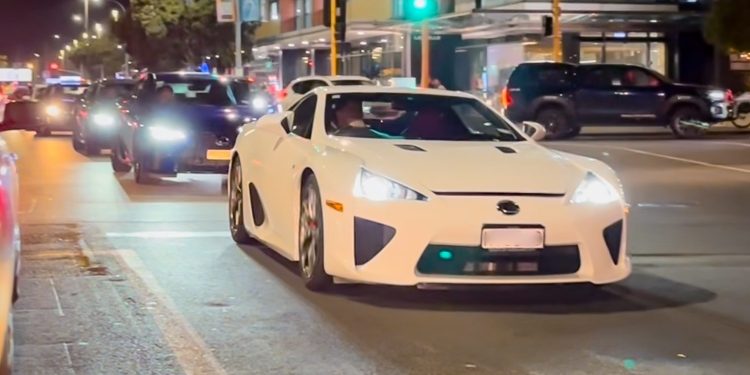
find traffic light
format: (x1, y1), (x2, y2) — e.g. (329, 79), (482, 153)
(49, 62), (59, 71)
(323, 0), (346, 28)
(403, 0), (438, 21)
(542, 16), (553, 37)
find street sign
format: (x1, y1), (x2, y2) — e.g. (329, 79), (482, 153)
(0, 69), (32, 83)
(216, 0), (236, 23)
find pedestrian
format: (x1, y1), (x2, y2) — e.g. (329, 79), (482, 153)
(428, 78), (445, 89)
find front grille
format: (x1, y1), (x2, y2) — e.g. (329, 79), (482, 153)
(416, 245), (580, 276)
(603, 220), (623, 265)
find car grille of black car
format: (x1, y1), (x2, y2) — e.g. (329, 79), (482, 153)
(416, 245), (581, 277)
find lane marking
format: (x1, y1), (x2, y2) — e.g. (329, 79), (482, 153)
(704, 140), (750, 148)
(62, 342), (74, 367)
(49, 278), (65, 317)
(105, 231), (230, 239)
(556, 143), (750, 175)
(78, 239), (228, 375)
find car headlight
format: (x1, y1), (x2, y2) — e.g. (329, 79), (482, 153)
(148, 125), (187, 141)
(354, 169), (426, 201)
(570, 172), (621, 204)
(45, 105), (61, 117)
(705, 90), (726, 102)
(92, 113), (116, 127)
(252, 96), (268, 110)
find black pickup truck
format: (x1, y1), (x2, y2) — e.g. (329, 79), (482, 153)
(502, 62), (734, 139)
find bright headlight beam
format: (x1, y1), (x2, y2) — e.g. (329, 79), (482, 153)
(148, 125), (187, 141)
(353, 169), (425, 201)
(252, 96), (267, 110)
(570, 172), (620, 204)
(92, 113), (115, 126)
(45, 105), (61, 117)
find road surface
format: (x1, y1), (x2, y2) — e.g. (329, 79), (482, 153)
(6, 129), (750, 375)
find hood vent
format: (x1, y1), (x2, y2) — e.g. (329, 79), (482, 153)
(496, 146), (517, 154)
(396, 144), (426, 152)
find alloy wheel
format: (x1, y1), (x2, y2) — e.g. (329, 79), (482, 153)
(229, 162), (243, 234)
(299, 184), (320, 279)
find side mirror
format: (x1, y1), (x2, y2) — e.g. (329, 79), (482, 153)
(255, 113), (291, 137)
(522, 121), (547, 142)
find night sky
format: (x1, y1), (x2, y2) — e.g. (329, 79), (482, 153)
(0, 0), (129, 64)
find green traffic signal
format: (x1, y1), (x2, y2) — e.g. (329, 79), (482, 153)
(404, 0), (438, 21)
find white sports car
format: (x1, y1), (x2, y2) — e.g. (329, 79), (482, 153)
(0, 138), (19, 374)
(229, 86), (630, 290)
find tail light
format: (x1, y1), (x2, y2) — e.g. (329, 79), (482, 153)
(279, 88), (288, 101)
(727, 89), (734, 103)
(500, 87), (513, 109)
(79, 109), (88, 119)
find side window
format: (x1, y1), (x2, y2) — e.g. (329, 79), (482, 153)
(581, 67), (622, 88)
(292, 80), (310, 94)
(622, 68), (661, 88)
(290, 95), (318, 139)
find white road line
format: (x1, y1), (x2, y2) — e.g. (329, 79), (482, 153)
(62, 342), (74, 367)
(49, 278), (65, 317)
(704, 141), (750, 148)
(78, 239), (228, 375)
(105, 231), (230, 239)
(556, 142), (750, 175)
(618, 147), (750, 174)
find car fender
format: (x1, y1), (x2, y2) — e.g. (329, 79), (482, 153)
(529, 95), (576, 121)
(661, 96), (709, 120)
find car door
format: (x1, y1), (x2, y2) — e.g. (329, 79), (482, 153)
(263, 94), (319, 257)
(575, 66), (625, 124)
(614, 66), (666, 123)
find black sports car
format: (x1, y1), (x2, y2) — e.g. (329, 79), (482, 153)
(111, 72), (254, 184)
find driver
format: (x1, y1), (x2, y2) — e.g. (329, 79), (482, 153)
(155, 85), (175, 105)
(332, 98), (366, 130)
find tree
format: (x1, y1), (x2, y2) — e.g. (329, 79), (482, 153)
(67, 37), (126, 78)
(114, 0), (258, 72)
(705, 0), (750, 53)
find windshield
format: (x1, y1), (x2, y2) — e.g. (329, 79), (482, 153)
(332, 80), (374, 86)
(97, 83), (134, 100)
(156, 78), (236, 106)
(49, 85), (89, 100)
(325, 93), (523, 142)
(230, 81), (270, 105)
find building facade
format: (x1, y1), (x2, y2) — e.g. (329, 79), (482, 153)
(250, 0), (720, 96)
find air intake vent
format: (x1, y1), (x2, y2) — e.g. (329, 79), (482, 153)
(496, 146), (517, 154)
(396, 144), (426, 152)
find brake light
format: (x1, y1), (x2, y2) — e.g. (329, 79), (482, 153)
(501, 87), (513, 109)
(279, 88), (288, 100)
(727, 89), (734, 103)
(79, 109), (88, 119)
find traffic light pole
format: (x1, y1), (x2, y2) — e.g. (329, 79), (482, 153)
(420, 21), (430, 88)
(330, 0), (338, 76)
(234, 0), (243, 76)
(552, 0), (562, 62)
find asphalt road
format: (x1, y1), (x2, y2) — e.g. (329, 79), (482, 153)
(5, 129), (750, 375)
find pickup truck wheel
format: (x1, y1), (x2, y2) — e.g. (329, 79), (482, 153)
(535, 107), (571, 140)
(669, 106), (707, 139)
(733, 103), (750, 129)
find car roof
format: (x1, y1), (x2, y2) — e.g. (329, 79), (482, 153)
(312, 85), (476, 99)
(151, 72), (218, 81)
(291, 75), (371, 84)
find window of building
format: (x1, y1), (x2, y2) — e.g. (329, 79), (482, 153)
(270, 0), (279, 21)
(295, 0), (312, 29)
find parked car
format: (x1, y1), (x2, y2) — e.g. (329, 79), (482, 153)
(0, 134), (21, 375)
(502, 62), (734, 139)
(229, 86), (629, 291)
(72, 79), (136, 155)
(279, 75), (373, 110)
(34, 83), (89, 136)
(111, 72), (253, 184)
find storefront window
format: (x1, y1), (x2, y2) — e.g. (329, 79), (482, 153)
(580, 41), (666, 75)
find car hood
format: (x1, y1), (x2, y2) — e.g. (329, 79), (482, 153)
(329, 138), (585, 195)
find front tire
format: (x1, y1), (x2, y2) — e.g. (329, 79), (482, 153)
(299, 175), (332, 291)
(229, 158), (256, 244)
(535, 107), (574, 140)
(733, 103), (750, 129)
(134, 161), (154, 184)
(111, 140), (132, 173)
(669, 106), (707, 139)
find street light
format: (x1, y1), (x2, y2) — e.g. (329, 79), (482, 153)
(53, 34), (61, 40)
(111, 9), (120, 21)
(73, 39), (79, 47)
(33, 53), (40, 58)
(72, 14), (83, 23)
(65, 45), (72, 51)
(94, 22), (103, 36)
(82, 32), (89, 39)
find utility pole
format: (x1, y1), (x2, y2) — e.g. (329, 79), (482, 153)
(552, 0), (562, 62)
(330, 0), (338, 75)
(234, 0), (243, 76)
(420, 21), (430, 88)
(84, 0), (90, 32)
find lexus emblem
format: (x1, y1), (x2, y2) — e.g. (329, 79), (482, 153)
(497, 200), (520, 215)
(216, 137), (231, 147)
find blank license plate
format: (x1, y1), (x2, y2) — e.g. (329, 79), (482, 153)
(481, 228), (545, 251)
(206, 149), (232, 161)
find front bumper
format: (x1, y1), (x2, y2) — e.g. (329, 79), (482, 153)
(709, 101), (734, 121)
(323, 195), (630, 286)
(138, 131), (233, 175)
